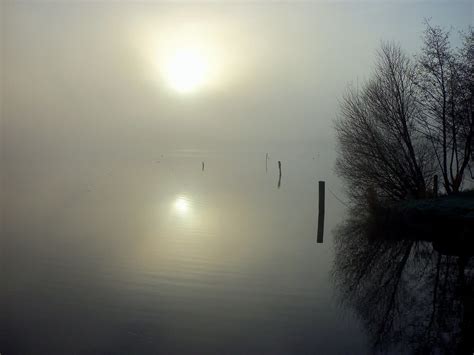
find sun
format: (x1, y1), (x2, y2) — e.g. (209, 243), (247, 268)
(138, 22), (238, 95)
(163, 47), (210, 93)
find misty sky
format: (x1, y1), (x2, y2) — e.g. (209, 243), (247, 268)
(1, 1), (473, 162)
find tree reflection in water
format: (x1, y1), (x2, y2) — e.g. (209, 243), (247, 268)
(333, 207), (473, 354)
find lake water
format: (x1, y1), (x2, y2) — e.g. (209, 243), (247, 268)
(1, 151), (368, 354)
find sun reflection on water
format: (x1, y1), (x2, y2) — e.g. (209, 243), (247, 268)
(174, 195), (191, 215)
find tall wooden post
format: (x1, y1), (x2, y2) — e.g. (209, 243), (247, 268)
(266, 153), (268, 172)
(317, 181), (325, 243)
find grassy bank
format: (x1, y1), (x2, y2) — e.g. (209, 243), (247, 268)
(372, 191), (474, 256)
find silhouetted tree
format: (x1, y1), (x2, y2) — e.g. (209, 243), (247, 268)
(415, 22), (474, 194)
(335, 43), (432, 202)
(336, 23), (473, 201)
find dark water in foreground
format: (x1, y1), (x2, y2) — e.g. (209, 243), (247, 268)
(1, 152), (367, 354)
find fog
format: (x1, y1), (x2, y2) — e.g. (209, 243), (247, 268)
(1, 3), (473, 353)
(0, 2), (471, 166)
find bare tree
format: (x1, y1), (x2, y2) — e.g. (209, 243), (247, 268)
(336, 24), (473, 202)
(460, 27), (474, 180)
(335, 43), (431, 203)
(416, 22), (474, 193)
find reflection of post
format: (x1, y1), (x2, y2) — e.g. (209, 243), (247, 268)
(277, 161), (282, 188)
(433, 175), (438, 197)
(317, 181), (325, 243)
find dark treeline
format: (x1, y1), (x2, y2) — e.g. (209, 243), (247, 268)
(335, 22), (473, 203)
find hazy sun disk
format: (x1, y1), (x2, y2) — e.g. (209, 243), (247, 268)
(138, 20), (247, 95)
(164, 47), (211, 93)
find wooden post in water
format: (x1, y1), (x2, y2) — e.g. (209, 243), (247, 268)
(277, 161), (282, 188)
(317, 181), (325, 243)
(266, 153), (268, 172)
(433, 175), (438, 197)
(202, 161), (205, 171)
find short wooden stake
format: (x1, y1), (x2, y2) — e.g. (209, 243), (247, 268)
(277, 161), (282, 188)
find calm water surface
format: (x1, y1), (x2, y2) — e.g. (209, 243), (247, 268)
(1, 151), (367, 354)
